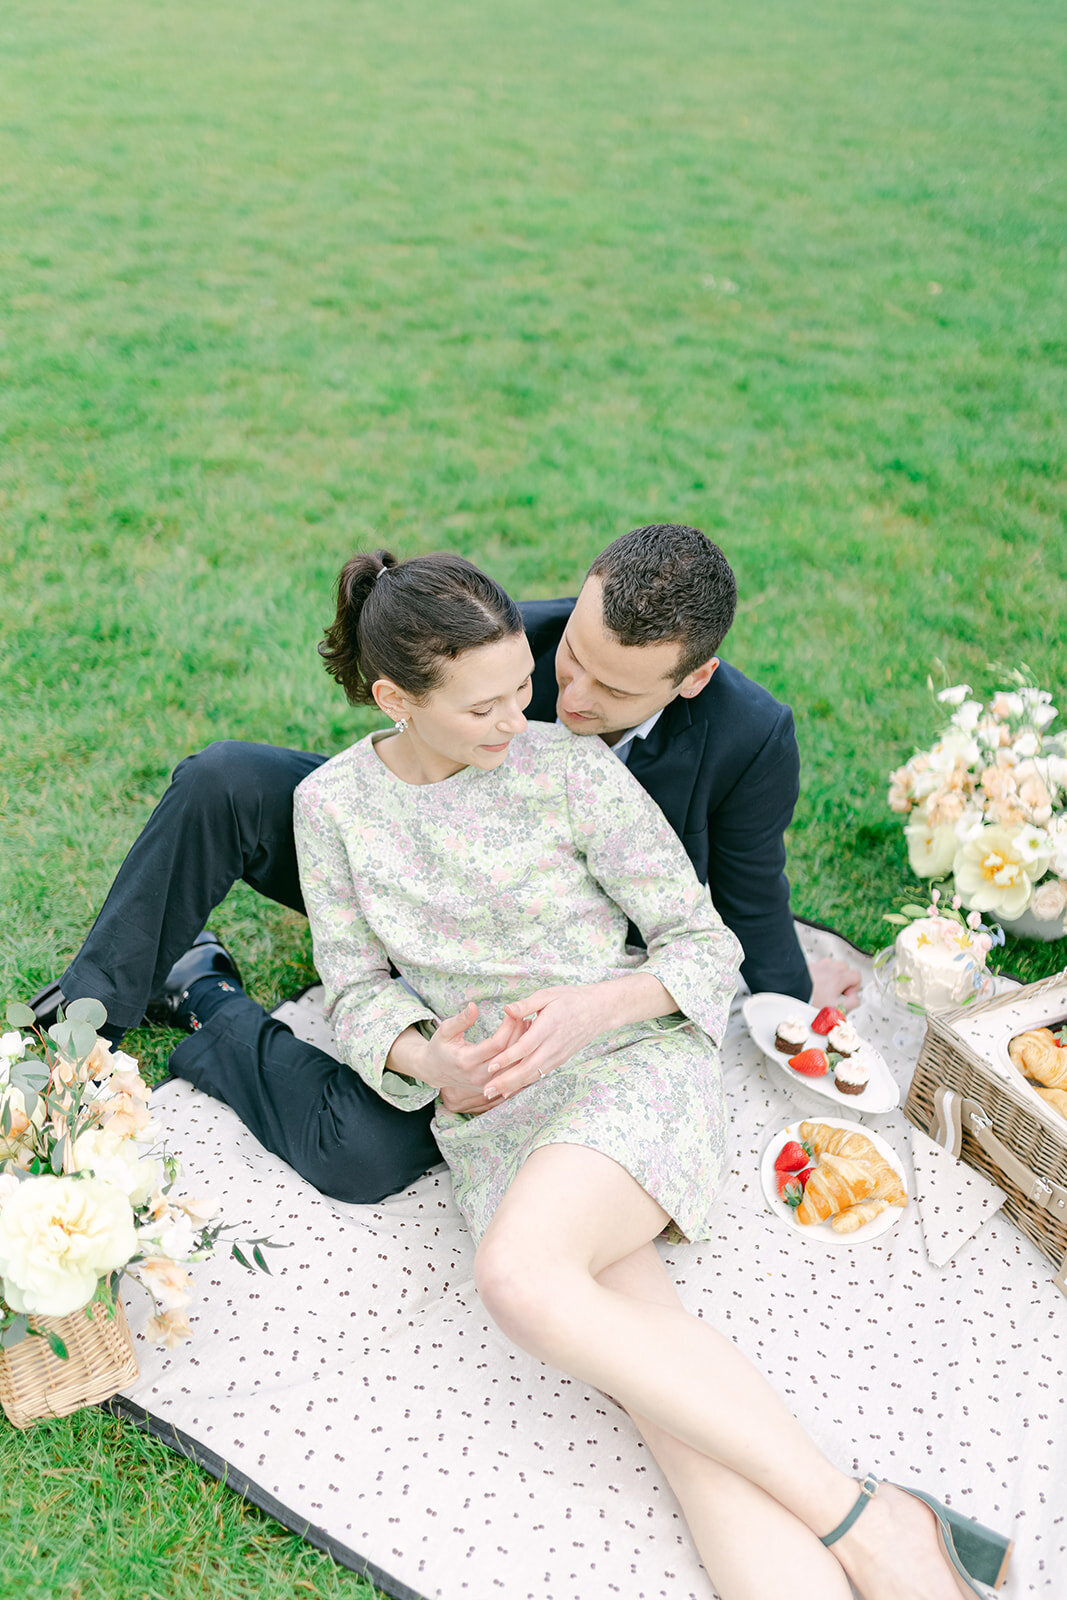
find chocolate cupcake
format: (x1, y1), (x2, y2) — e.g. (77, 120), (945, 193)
(833, 1054), (870, 1096)
(774, 1018), (808, 1054)
(826, 1022), (861, 1059)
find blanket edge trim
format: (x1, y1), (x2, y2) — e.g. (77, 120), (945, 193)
(102, 1394), (432, 1600)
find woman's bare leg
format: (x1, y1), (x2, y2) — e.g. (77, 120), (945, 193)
(474, 1143), (979, 1600)
(597, 1243), (854, 1600)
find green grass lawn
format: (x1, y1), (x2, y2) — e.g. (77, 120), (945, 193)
(1, 0), (1065, 1593)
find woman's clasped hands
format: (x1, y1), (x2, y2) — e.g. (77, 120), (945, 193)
(420, 987), (614, 1114)
(417, 974), (676, 1114)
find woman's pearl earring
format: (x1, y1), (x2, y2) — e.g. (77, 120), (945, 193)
(394, 718), (408, 733)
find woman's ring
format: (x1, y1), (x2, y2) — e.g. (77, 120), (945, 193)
(537, 1068), (545, 1078)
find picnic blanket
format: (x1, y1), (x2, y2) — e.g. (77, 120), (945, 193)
(112, 924), (1067, 1598)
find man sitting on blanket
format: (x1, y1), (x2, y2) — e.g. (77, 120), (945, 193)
(32, 523), (860, 1202)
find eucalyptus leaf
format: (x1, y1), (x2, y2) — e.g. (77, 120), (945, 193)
(11, 1060), (48, 1093)
(0, 1101), (10, 1138)
(252, 1245), (271, 1274)
(882, 914), (910, 926)
(47, 1021), (73, 1050)
(50, 1140), (65, 1174)
(46, 1329), (69, 1361)
(231, 1245), (252, 1271)
(5, 1002), (35, 1028)
(900, 904), (929, 918)
(65, 998), (108, 1029)
(20, 1089), (37, 1121)
(69, 1021), (98, 1060)
(0, 1314), (28, 1349)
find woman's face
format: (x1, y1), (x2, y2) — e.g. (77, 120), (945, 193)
(375, 632), (535, 779)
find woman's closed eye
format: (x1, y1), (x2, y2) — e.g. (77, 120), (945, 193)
(470, 677), (532, 716)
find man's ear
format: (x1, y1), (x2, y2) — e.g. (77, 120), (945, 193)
(677, 657), (719, 700)
(372, 677), (410, 722)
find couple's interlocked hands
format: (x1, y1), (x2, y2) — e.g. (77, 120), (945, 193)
(422, 985), (615, 1115)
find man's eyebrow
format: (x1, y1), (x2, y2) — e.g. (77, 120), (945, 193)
(563, 628), (638, 697)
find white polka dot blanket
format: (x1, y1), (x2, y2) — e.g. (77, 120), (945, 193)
(113, 924), (1067, 1598)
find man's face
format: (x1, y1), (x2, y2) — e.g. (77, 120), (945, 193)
(554, 576), (718, 744)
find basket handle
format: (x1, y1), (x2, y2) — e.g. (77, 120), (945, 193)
(932, 1086), (1067, 1216)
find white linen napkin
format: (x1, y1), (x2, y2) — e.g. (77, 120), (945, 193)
(909, 1124), (1006, 1267)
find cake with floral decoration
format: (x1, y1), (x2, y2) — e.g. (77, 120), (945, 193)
(893, 915), (989, 1011)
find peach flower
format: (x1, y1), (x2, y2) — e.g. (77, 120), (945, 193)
(146, 1308), (194, 1349)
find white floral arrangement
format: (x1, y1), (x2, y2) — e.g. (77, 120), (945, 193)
(0, 998), (277, 1359)
(888, 673), (1067, 927)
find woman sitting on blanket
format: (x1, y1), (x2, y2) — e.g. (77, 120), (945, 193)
(293, 548), (1008, 1600)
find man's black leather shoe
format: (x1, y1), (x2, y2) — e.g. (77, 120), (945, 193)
(26, 979), (66, 1034)
(144, 932), (243, 1028)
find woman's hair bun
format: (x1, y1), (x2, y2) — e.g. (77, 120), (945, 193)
(318, 549), (521, 707)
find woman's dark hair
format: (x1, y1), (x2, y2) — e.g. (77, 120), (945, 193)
(318, 549), (524, 705)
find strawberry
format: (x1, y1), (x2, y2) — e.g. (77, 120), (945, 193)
(776, 1170), (806, 1208)
(811, 1006), (846, 1036)
(774, 1139), (814, 1174)
(788, 1047), (830, 1078)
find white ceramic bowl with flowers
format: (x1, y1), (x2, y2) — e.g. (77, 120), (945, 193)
(888, 673), (1067, 938)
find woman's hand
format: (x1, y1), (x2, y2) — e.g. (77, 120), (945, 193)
(437, 1010), (529, 1114)
(482, 972), (677, 1101)
(390, 1002), (529, 1105)
(481, 983), (615, 1101)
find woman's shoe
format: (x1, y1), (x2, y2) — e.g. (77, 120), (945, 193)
(819, 1474), (1012, 1593)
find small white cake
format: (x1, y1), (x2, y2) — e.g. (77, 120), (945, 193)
(894, 917), (983, 1011)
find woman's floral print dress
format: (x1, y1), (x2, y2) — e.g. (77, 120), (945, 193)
(293, 723), (742, 1242)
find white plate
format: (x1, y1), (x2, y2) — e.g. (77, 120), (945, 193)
(742, 992), (900, 1113)
(761, 1119), (908, 1246)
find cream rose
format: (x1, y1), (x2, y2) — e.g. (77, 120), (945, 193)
(71, 1128), (161, 1208)
(954, 826), (1040, 919)
(905, 817), (959, 878)
(1030, 878), (1067, 923)
(0, 1176), (137, 1316)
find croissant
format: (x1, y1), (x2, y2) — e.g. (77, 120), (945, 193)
(800, 1121), (880, 1162)
(1035, 1086), (1067, 1122)
(831, 1200), (891, 1234)
(798, 1122), (907, 1208)
(795, 1154), (877, 1226)
(1008, 1028), (1067, 1091)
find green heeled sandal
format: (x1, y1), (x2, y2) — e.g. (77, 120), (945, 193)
(819, 1474), (1013, 1594)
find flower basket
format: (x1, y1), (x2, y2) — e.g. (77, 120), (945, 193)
(1, 996), (278, 1407)
(0, 1294), (138, 1429)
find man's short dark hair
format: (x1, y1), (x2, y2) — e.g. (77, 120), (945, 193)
(588, 524), (738, 682)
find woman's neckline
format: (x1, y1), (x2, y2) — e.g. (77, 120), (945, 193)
(368, 729), (483, 789)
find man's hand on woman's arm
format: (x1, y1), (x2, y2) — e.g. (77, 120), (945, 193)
(481, 972), (676, 1102)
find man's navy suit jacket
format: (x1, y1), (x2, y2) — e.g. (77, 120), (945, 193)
(519, 598), (811, 1002)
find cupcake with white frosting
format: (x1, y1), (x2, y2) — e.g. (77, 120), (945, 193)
(826, 1022), (862, 1059)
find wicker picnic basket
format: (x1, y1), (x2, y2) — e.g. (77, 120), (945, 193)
(903, 969), (1067, 1298)
(0, 1295), (138, 1429)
